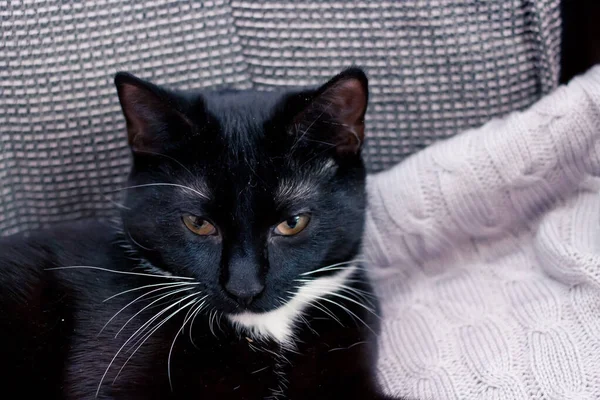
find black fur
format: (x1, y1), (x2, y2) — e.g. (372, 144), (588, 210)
(0, 69), (401, 399)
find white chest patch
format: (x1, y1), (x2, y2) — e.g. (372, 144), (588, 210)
(228, 265), (356, 345)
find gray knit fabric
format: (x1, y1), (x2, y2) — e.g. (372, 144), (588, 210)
(367, 65), (600, 399)
(0, 0), (561, 236)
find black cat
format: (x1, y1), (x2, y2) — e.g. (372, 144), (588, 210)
(0, 68), (401, 399)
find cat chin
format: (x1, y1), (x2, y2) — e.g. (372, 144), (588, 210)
(227, 265), (357, 346)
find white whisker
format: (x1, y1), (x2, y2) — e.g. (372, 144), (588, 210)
(294, 278), (376, 304)
(304, 281), (380, 318)
(300, 260), (366, 276)
(328, 341), (367, 352)
(251, 366), (269, 374)
(215, 311), (224, 333)
(134, 150), (196, 178)
(318, 297), (376, 336)
(102, 193), (130, 210)
(182, 300), (199, 330)
(97, 293), (198, 396)
(292, 292), (344, 326)
(325, 291), (380, 319)
(110, 183), (209, 200)
(119, 296), (194, 359)
(208, 309), (217, 338)
(298, 315), (319, 336)
(189, 299), (208, 349)
(290, 103), (331, 154)
(126, 230), (153, 251)
(337, 286), (376, 308)
(115, 287), (195, 338)
(111, 298), (198, 387)
(46, 266), (194, 280)
(99, 283), (193, 335)
(168, 300), (205, 391)
(104, 281), (197, 303)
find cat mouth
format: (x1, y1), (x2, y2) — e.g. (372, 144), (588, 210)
(227, 265), (357, 344)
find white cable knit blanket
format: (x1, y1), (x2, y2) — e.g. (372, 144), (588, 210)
(367, 66), (600, 400)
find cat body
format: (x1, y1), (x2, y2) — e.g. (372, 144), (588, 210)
(0, 69), (399, 399)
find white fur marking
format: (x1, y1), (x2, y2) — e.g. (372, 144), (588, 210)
(275, 178), (316, 204)
(228, 265), (356, 344)
(275, 160), (336, 204)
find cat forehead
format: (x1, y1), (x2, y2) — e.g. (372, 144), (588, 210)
(173, 157), (336, 206)
(274, 159), (337, 204)
(204, 90), (284, 129)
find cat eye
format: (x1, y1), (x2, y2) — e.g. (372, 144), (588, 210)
(274, 214), (311, 236)
(182, 215), (217, 236)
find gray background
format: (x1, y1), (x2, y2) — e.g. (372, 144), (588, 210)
(0, 0), (561, 235)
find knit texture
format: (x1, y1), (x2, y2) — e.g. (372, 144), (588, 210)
(230, 0), (562, 171)
(367, 66), (600, 399)
(0, 0), (561, 236)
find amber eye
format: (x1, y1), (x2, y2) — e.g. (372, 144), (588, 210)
(274, 214), (311, 236)
(182, 215), (217, 236)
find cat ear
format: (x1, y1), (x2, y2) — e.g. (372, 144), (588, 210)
(114, 72), (191, 153)
(293, 68), (368, 157)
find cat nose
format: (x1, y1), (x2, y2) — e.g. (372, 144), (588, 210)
(225, 280), (265, 307)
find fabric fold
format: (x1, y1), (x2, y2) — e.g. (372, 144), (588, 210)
(368, 66), (600, 399)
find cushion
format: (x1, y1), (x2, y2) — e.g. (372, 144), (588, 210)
(0, 0), (561, 235)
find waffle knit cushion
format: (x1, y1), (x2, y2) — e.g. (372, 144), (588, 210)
(367, 66), (600, 399)
(0, 0), (561, 235)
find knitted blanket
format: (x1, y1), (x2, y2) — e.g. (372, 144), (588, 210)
(367, 66), (600, 399)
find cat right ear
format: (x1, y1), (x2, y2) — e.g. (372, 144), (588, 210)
(114, 72), (192, 153)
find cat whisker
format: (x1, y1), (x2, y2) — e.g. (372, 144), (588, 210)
(182, 299), (200, 331)
(168, 300), (204, 391)
(288, 291), (343, 326)
(189, 299), (209, 349)
(110, 297), (198, 387)
(289, 103), (331, 155)
(302, 282), (381, 319)
(251, 366), (269, 375)
(215, 311), (224, 334)
(299, 265), (368, 276)
(317, 296), (377, 336)
(309, 300), (344, 326)
(208, 308), (217, 338)
(276, 296), (287, 307)
(302, 138), (337, 147)
(341, 283), (376, 297)
(120, 295), (203, 359)
(328, 341), (367, 352)
(99, 283), (193, 336)
(262, 346), (291, 365)
(247, 342), (262, 353)
(103, 281), (197, 303)
(133, 294), (184, 314)
(126, 230), (154, 251)
(298, 145), (338, 169)
(302, 281), (380, 319)
(134, 150), (196, 179)
(298, 315), (319, 336)
(294, 279), (376, 303)
(336, 286), (377, 309)
(299, 279), (376, 308)
(322, 291), (380, 320)
(109, 183), (209, 200)
(102, 193), (131, 210)
(45, 266), (194, 280)
(115, 287), (197, 338)
(300, 260), (366, 276)
(97, 293), (198, 396)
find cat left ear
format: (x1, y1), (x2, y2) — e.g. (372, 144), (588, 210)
(114, 72), (192, 153)
(294, 68), (368, 156)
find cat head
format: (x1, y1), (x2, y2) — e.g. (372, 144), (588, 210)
(114, 69), (368, 342)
